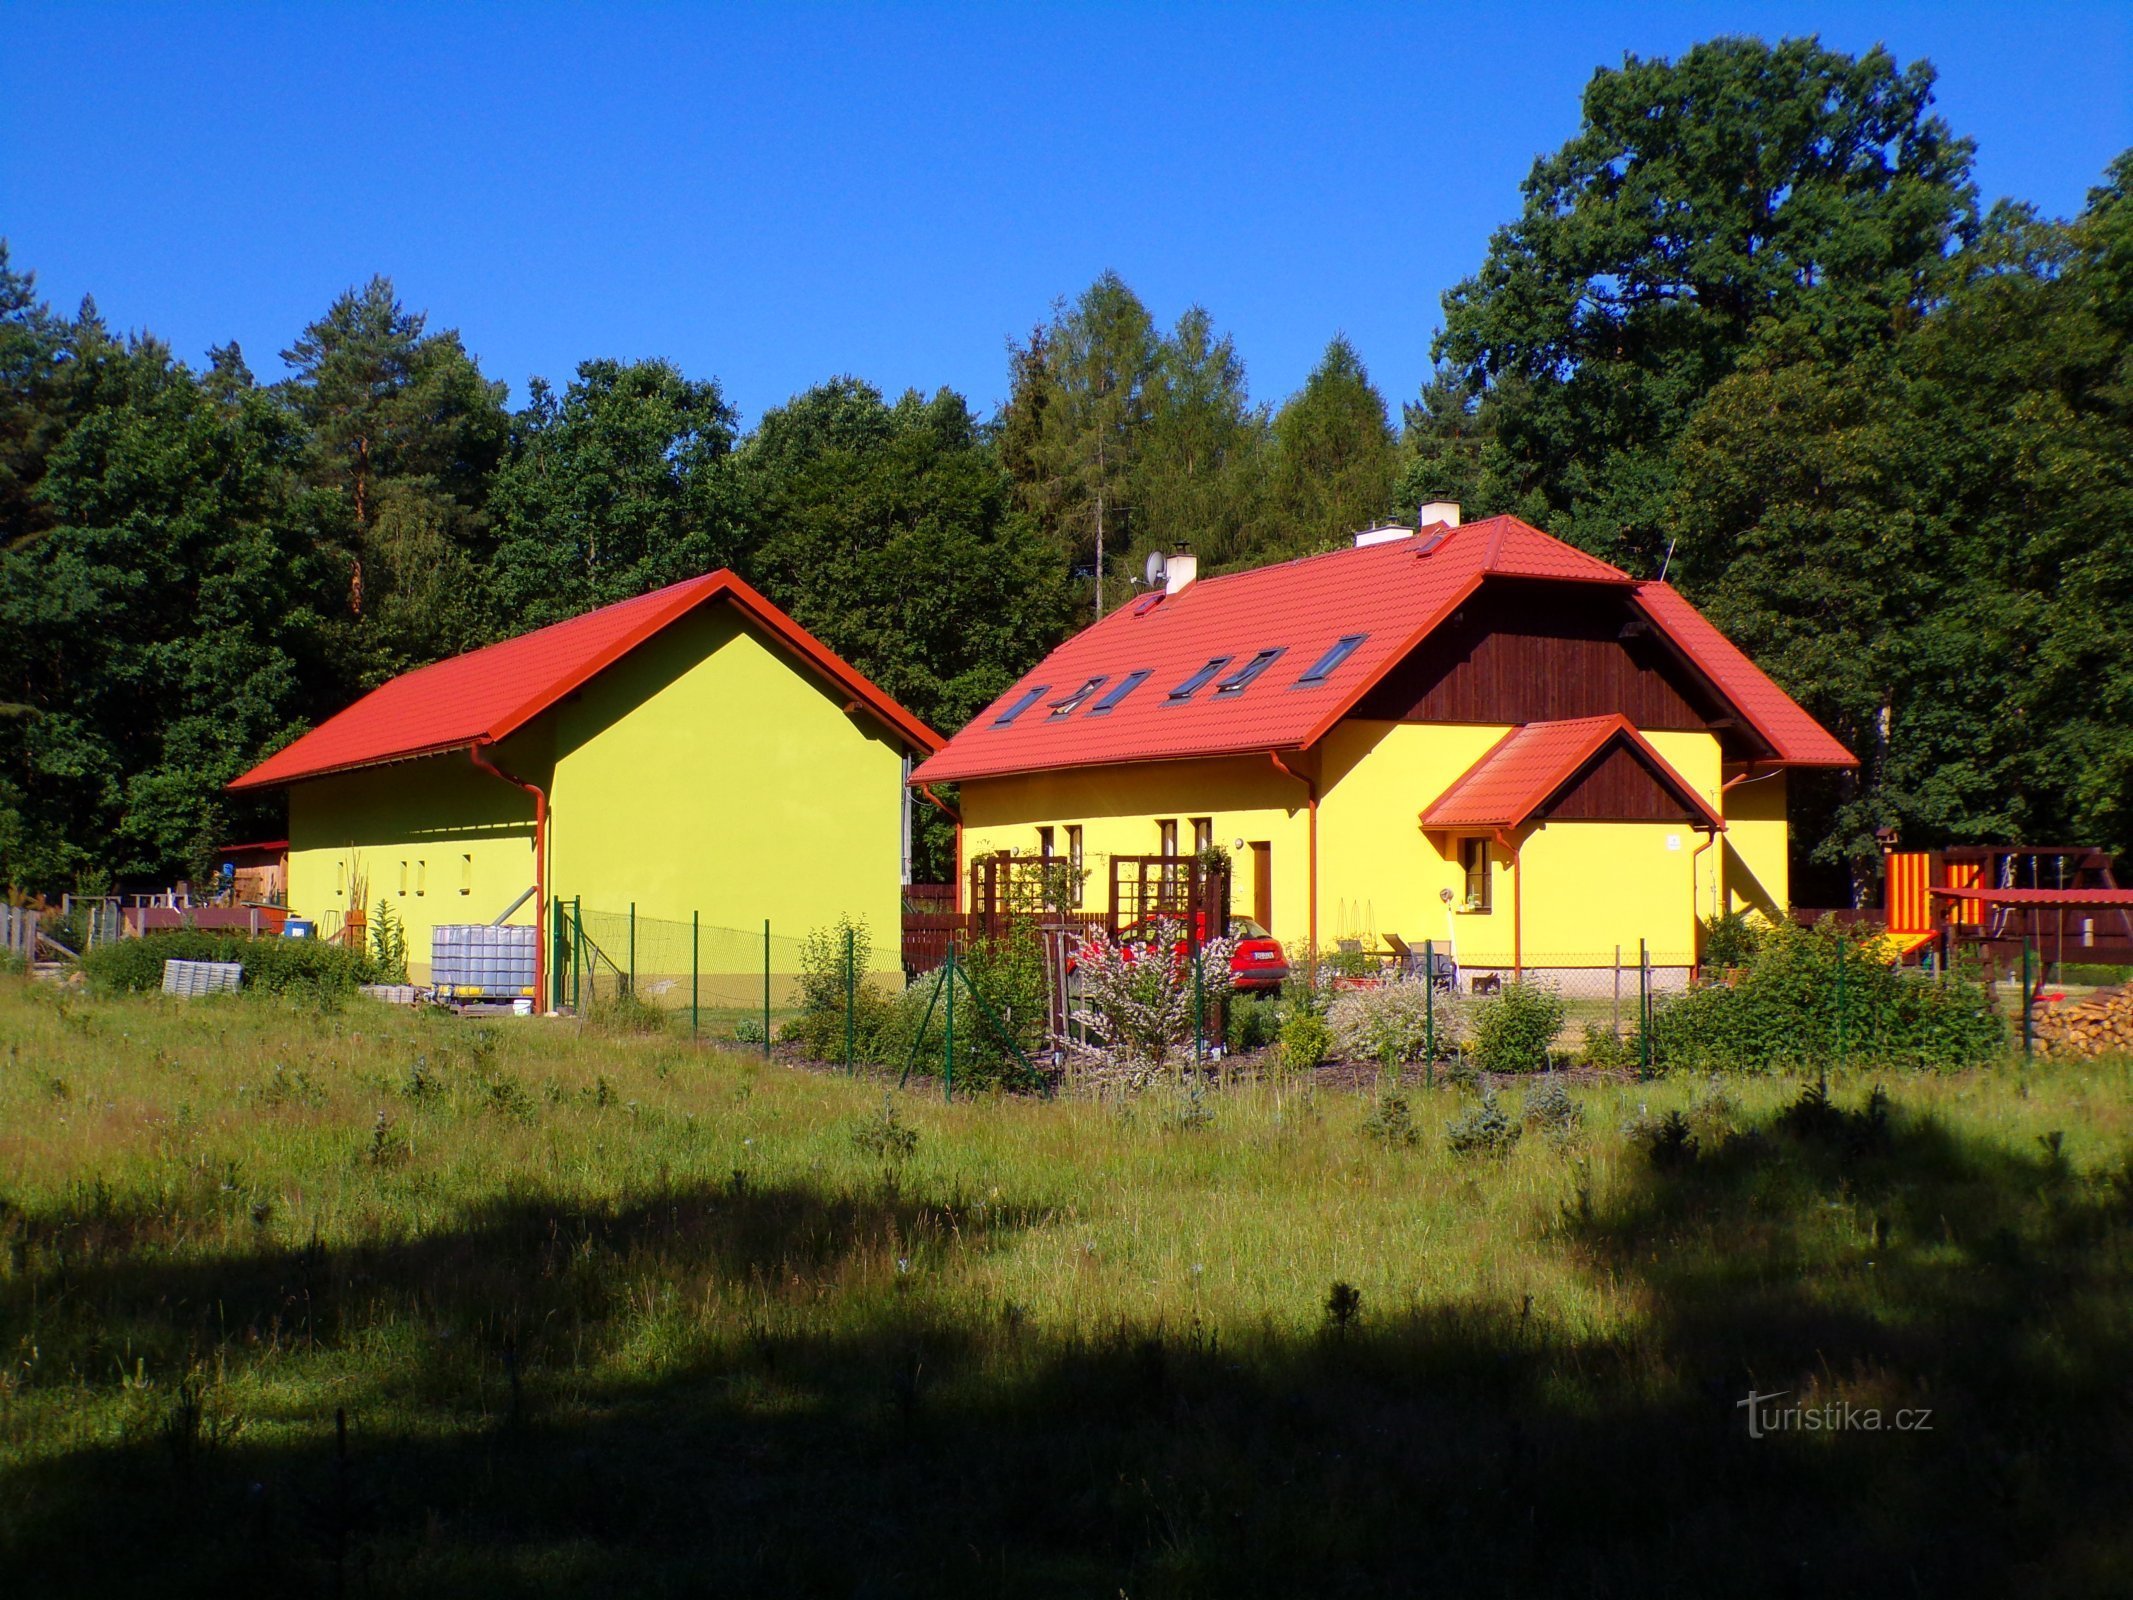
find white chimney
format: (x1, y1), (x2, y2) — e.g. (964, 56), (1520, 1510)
(1418, 500), (1462, 529)
(1353, 523), (1413, 549)
(1164, 549), (1198, 594)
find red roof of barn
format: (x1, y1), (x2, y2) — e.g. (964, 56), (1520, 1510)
(230, 572), (941, 791)
(909, 516), (1851, 785)
(1419, 714), (1725, 831)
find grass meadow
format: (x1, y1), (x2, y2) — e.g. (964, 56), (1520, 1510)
(4, 975), (2133, 1596)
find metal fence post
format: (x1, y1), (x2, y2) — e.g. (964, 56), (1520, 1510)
(1638, 937), (1650, 1079)
(762, 919), (772, 1060)
(2022, 935), (2035, 1061)
(1834, 936), (1846, 1082)
(844, 925), (856, 1071)
(628, 901), (636, 996)
(1423, 938), (1435, 1089)
(1193, 949), (1205, 1068)
(691, 910), (700, 1041)
(1613, 943), (1622, 1037)
(572, 896), (583, 1013)
(944, 943), (957, 1102)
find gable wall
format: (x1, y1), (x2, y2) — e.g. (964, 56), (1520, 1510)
(1352, 580), (1737, 736)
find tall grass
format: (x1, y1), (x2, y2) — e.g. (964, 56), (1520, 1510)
(4, 975), (2132, 1596)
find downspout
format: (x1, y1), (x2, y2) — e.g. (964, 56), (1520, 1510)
(1268, 750), (1318, 960)
(916, 783), (962, 912)
(1690, 827), (1718, 972)
(469, 744), (548, 1010)
(1494, 827), (1522, 981)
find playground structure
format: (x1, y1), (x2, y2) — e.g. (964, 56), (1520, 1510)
(1878, 845), (2133, 977)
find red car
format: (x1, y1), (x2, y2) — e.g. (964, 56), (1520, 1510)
(1104, 915), (1291, 993)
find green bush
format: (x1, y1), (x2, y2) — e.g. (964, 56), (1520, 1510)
(81, 930), (379, 995)
(899, 923), (1049, 1091)
(1277, 1006), (1331, 1075)
(1467, 981), (1566, 1073)
(1445, 1087), (1521, 1158)
(1649, 919), (2003, 1073)
(1226, 992), (1283, 1052)
(793, 918), (902, 1064)
(1700, 909), (1764, 970)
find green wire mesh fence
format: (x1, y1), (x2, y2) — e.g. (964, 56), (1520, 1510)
(552, 899), (814, 1047)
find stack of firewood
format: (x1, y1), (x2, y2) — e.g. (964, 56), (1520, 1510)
(2034, 985), (2133, 1057)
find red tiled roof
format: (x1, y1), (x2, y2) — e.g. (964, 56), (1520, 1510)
(230, 572), (940, 790)
(1929, 886), (2133, 909)
(910, 516), (1851, 784)
(1419, 714), (1725, 831)
(1629, 582), (1854, 768)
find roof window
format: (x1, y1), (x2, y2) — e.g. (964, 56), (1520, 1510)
(1087, 669), (1152, 715)
(1214, 648), (1286, 696)
(1167, 656), (1234, 702)
(1296, 635), (1366, 686)
(1048, 676), (1108, 716)
(992, 684), (1050, 726)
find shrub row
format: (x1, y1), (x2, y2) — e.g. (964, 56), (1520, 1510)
(81, 930), (383, 995)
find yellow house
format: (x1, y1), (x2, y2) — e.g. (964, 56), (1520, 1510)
(909, 509), (1853, 977)
(230, 573), (940, 998)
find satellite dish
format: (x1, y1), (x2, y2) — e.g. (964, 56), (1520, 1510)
(1144, 549), (1168, 587)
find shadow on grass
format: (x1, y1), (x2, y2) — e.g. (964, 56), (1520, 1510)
(5, 1096), (2132, 1598)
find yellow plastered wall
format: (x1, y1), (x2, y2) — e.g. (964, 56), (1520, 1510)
(1720, 768), (1790, 920)
(545, 606), (908, 973)
(1316, 720), (1509, 956)
(958, 756), (1311, 941)
(286, 758), (537, 985)
(956, 722), (1741, 965)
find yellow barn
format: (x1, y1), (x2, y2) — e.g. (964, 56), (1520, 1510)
(230, 573), (940, 999)
(910, 508), (1853, 979)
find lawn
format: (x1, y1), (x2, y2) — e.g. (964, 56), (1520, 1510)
(4, 975), (2132, 1597)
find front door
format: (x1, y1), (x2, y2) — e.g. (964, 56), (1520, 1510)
(1250, 841), (1273, 930)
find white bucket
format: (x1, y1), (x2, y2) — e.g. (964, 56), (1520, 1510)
(511, 998), (533, 1016)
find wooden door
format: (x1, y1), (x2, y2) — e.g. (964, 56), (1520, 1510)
(1250, 841), (1273, 929)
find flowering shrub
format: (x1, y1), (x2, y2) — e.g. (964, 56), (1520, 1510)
(1069, 919), (1234, 1091)
(1327, 980), (1457, 1071)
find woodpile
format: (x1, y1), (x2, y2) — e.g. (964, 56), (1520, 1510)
(2034, 985), (2133, 1057)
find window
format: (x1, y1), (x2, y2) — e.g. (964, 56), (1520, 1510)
(1067, 825), (1084, 906)
(1158, 818), (1178, 856)
(460, 854), (473, 896)
(415, 859), (426, 897)
(1214, 649), (1286, 696)
(1460, 838), (1492, 912)
(1048, 676), (1107, 716)
(398, 859), (408, 896)
(1297, 634), (1367, 685)
(1192, 817), (1214, 855)
(992, 684), (1051, 726)
(1037, 826), (1055, 859)
(1088, 669), (1152, 715)
(1167, 657), (1233, 701)
(336, 859), (345, 897)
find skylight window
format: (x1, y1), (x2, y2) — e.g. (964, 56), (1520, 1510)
(1048, 676), (1108, 716)
(1167, 657), (1234, 702)
(1296, 635), (1367, 686)
(1087, 669), (1152, 715)
(992, 684), (1050, 726)
(1213, 648), (1286, 696)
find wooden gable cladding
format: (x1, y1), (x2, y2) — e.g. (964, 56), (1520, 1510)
(1352, 578), (1748, 745)
(1543, 741), (1704, 822)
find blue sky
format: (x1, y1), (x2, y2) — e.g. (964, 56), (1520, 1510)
(3, 2), (2128, 426)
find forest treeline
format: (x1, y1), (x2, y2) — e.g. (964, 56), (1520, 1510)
(3, 37), (2129, 900)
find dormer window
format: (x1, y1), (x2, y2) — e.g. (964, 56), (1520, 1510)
(1214, 649), (1286, 696)
(1168, 657), (1233, 702)
(992, 685), (1050, 726)
(1297, 635), (1366, 686)
(1048, 676), (1108, 716)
